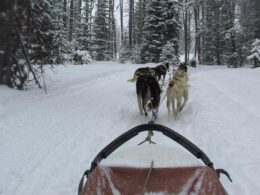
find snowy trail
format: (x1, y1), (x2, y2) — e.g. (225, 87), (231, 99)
(0, 62), (260, 195)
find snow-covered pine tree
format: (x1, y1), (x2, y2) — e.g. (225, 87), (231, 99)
(16, 0), (59, 65)
(162, 0), (180, 44)
(0, 0), (50, 89)
(133, 0), (144, 46)
(140, 0), (180, 64)
(160, 41), (179, 66)
(201, 0), (220, 64)
(48, 0), (69, 64)
(108, 0), (117, 59)
(91, 0), (110, 60)
(216, 0), (236, 65)
(161, 0), (180, 64)
(247, 39), (260, 68)
(129, 0), (144, 63)
(236, 0), (259, 65)
(140, 0), (165, 63)
(80, 0), (94, 51)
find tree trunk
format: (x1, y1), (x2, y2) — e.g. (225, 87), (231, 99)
(255, 0), (260, 39)
(184, 0), (188, 63)
(78, 0), (82, 29)
(69, 0), (74, 42)
(112, 0), (117, 58)
(63, 0), (67, 28)
(194, 6), (198, 59)
(187, 9), (191, 62)
(0, 0), (16, 87)
(129, 0), (134, 51)
(197, 6), (201, 63)
(120, 0), (124, 46)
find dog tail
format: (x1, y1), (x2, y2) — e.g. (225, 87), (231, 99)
(186, 83), (191, 88)
(127, 78), (135, 82)
(127, 74), (138, 83)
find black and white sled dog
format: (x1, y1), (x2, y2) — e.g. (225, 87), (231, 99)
(128, 67), (155, 83)
(152, 62), (170, 85)
(136, 75), (161, 117)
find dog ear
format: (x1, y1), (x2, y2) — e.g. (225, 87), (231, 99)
(169, 81), (174, 87)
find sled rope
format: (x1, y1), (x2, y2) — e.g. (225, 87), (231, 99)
(138, 130), (155, 145)
(159, 92), (167, 107)
(141, 160), (154, 194)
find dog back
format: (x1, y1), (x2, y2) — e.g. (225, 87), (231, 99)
(128, 67), (155, 82)
(136, 75), (161, 109)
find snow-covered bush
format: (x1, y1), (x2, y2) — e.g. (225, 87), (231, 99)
(228, 52), (240, 68)
(64, 49), (93, 65)
(247, 39), (260, 68)
(73, 50), (92, 65)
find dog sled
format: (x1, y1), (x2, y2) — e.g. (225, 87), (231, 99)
(78, 123), (231, 195)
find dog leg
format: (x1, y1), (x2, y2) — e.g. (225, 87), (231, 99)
(142, 100), (148, 116)
(177, 97), (182, 113)
(167, 98), (171, 117)
(137, 95), (143, 115)
(172, 99), (176, 118)
(162, 75), (165, 85)
(153, 108), (158, 119)
(180, 88), (189, 112)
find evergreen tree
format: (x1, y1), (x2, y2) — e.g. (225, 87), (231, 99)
(48, 0), (68, 64)
(248, 39), (260, 68)
(201, 0), (220, 64)
(140, 0), (165, 63)
(140, 0), (180, 63)
(163, 0), (180, 42)
(91, 0), (110, 60)
(160, 41), (179, 66)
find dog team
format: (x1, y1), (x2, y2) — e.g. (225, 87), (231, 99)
(128, 62), (189, 119)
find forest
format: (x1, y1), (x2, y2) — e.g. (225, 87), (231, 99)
(0, 0), (259, 90)
(1, 1), (260, 194)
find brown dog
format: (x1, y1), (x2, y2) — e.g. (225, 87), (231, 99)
(128, 67), (155, 82)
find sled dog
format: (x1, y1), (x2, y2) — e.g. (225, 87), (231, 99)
(128, 67), (155, 83)
(136, 75), (161, 117)
(152, 63), (169, 85)
(178, 63), (188, 72)
(171, 63), (188, 80)
(166, 69), (189, 118)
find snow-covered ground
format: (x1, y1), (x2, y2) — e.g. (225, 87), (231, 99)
(0, 62), (260, 195)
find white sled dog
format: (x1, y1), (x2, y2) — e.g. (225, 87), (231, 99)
(166, 69), (189, 118)
(128, 67), (155, 83)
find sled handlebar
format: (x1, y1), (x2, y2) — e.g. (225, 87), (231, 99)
(89, 124), (214, 173)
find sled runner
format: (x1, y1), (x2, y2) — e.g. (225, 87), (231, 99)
(78, 124), (231, 195)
